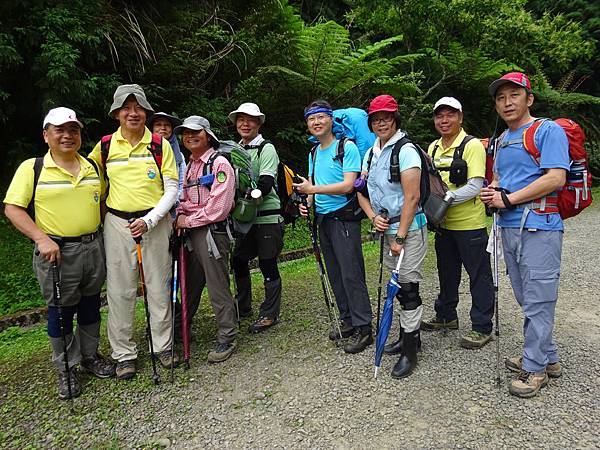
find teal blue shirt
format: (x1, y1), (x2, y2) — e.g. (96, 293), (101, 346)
(308, 139), (361, 215)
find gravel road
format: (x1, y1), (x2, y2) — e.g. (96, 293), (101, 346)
(1, 204), (599, 449)
(112, 204), (600, 449)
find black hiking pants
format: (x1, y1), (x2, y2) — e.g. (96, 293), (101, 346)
(318, 217), (372, 329)
(434, 227), (494, 334)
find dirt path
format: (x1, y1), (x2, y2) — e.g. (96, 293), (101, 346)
(1, 205), (599, 449)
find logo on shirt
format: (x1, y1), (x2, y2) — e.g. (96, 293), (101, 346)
(93, 191), (99, 203)
(216, 171), (227, 183)
(147, 167), (157, 180)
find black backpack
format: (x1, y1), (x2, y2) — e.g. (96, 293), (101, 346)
(430, 135), (475, 186)
(27, 156), (100, 220)
(366, 136), (448, 226)
(249, 140), (302, 226)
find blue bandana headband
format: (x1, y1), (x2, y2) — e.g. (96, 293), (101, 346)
(304, 106), (333, 120)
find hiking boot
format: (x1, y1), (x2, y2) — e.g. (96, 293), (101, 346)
(248, 316), (279, 334)
(115, 359), (137, 381)
(58, 370), (81, 400)
(391, 330), (419, 379)
(420, 315), (459, 331)
(384, 327), (422, 355)
(343, 328), (373, 354)
(328, 321), (354, 341)
(460, 330), (492, 349)
(208, 342), (236, 363)
(80, 353), (116, 378)
(158, 350), (180, 369)
(509, 370), (549, 398)
(505, 356), (563, 378)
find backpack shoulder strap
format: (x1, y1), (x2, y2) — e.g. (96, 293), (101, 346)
(255, 140), (272, 158)
(310, 144), (318, 180)
(100, 134), (112, 168)
(522, 119), (547, 165)
(332, 137), (347, 163)
(366, 148), (374, 172)
(453, 135), (475, 160)
(431, 140), (441, 162)
(389, 136), (413, 183)
(85, 157), (100, 176)
(27, 157), (44, 220)
(148, 133), (164, 179)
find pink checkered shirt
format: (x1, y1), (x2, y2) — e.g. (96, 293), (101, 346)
(177, 148), (235, 229)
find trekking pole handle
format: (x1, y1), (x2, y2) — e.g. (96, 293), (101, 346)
(128, 218), (142, 244)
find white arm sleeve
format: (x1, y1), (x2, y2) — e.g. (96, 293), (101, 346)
(450, 177), (484, 205)
(142, 176), (178, 230)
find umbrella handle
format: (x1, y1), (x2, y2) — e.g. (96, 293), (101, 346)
(393, 248), (405, 273)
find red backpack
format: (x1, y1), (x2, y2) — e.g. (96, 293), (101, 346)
(523, 118), (592, 219)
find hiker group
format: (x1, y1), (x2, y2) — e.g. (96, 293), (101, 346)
(3, 71), (592, 401)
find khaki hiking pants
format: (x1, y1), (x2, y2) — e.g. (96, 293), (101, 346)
(104, 212), (172, 362)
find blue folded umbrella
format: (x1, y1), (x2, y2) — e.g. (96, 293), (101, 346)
(374, 248), (404, 378)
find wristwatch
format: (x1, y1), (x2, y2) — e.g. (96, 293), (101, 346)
(394, 235), (406, 245)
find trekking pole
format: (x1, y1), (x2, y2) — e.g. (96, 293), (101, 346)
(178, 230), (191, 370)
(492, 209), (501, 388)
(298, 194), (343, 341)
(375, 209), (388, 334)
(52, 260), (74, 413)
(169, 233), (180, 383)
(129, 219), (160, 385)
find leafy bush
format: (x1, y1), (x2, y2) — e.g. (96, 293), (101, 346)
(0, 216), (44, 316)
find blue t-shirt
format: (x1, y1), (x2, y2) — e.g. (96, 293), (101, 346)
(364, 133), (427, 234)
(494, 120), (569, 230)
(308, 139), (361, 215)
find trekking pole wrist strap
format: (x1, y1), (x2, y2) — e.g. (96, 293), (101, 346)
(494, 187), (515, 210)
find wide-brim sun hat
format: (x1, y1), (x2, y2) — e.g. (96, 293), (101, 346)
(43, 107), (83, 129)
(108, 84), (154, 118)
(228, 102), (265, 124)
(488, 72), (531, 97)
(148, 112), (182, 129)
(367, 95), (398, 116)
(174, 115), (219, 142)
(433, 97), (463, 113)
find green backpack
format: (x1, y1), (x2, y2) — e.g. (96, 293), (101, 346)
(202, 141), (256, 235)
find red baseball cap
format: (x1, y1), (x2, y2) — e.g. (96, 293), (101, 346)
(368, 95), (398, 116)
(488, 72), (531, 96)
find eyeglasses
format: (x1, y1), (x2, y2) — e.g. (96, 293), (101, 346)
(370, 116), (395, 126)
(306, 114), (331, 125)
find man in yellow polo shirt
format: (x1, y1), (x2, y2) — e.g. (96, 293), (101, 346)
(88, 84), (179, 380)
(421, 97), (494, 349)
(4, 107), (115, 400)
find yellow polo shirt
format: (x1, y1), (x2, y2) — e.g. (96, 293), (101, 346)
(88, 127), (178, 212)
(4, 151), (104, 236)
(427, 129), (487, 230)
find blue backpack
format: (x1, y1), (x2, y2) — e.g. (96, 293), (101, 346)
(308, 107), (375, 161)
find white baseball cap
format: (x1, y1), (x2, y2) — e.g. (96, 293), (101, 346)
(43, 107), (83, 129)
(228, 102), (265, 124)
(433, 97), (463, 113)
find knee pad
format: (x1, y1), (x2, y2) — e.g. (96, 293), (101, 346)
(232, 257), (250, 278)
(47, 305), (76, 337)
(258, 258), (280, 282)
(399, 283), (422, 311)
(77, 294), (102, 325)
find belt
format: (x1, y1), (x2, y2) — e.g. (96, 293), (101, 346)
(49, 230), (101, 244)
(107, 207), (152, 220)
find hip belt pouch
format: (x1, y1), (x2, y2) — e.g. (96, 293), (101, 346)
(449, 158), (468, 186)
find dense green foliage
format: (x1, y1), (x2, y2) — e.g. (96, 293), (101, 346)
(1, 0), (599, 184)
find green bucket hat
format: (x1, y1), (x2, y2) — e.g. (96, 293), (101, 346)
(108, 84), (154, 118)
